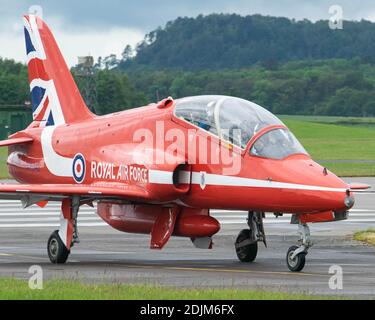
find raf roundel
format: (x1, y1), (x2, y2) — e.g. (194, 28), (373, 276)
(72, 154), (86, 184)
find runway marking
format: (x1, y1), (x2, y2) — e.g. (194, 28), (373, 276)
(0, 223), (107, 228)
(0, 252), (49, 261)
(0, 212), (95, 216)
(0, 217), (101, 222)
(0, 201), (374, 229)
(107, 263), (326, 278)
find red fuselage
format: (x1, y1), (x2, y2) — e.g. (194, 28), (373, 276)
(8, 101), (352, 216)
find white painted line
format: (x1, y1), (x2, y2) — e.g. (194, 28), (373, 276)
(0, 223), (107, 228)
(0, 217), (102, 222)
(0, 212), (96, 217)
(353, 193), (375, 195)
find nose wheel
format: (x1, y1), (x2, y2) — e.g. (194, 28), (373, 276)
(286, 245), (306, 272)
(286, 222), (313, 272)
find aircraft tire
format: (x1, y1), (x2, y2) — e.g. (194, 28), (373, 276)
(235, 229), (258, 262)
(286, 245), (306, 272)
(47, 230), (70, 264)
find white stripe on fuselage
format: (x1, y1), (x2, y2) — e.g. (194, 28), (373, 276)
(41, 126), (73, 177)
(148, 170), (347, 193)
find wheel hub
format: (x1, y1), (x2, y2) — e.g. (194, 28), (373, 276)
(287, 250), (298, 268)
(49, 239), (58, 257)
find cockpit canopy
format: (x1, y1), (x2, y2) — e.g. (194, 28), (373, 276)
(174, 95), (308, 159)
(174, 96), (283, 148)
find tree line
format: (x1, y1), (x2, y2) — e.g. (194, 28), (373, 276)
(126, 59), (375, 117)
(2, 57), (375, 117)
(119, 14), (375, 71)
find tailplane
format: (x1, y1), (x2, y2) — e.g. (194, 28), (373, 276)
(24, 15), (94, 128)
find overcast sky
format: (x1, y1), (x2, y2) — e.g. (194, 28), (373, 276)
(1, 0), (375, 66)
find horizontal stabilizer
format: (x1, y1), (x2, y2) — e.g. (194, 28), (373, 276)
(0, 137), (34, 147)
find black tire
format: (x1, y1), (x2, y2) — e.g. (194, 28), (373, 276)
(47, 230), (70, 264)
(235, 229), (258, 262)
(286, 245), (306, 272)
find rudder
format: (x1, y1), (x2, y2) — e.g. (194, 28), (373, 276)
(24, 15), (93, 128)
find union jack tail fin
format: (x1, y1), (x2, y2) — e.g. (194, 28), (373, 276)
(23, 15), (94, 128)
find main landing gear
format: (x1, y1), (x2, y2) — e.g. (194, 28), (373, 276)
(235, 211), (266, 263)
(235, 212), (313, 272)
(47, 197), (80, 264)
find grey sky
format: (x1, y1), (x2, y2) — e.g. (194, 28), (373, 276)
(1, 0), (375, 66)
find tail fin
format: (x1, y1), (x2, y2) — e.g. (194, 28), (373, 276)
(23, 15), (93, 128)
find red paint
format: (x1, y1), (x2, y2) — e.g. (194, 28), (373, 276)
(299, 211), (335, 224)
(97, 203), (221, 240)
(0, 15), (364, 253)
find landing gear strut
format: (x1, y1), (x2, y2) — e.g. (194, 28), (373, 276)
(235, 211), (266, 263)
(47, 197), (80, 264)
(286, 223), (313, 272)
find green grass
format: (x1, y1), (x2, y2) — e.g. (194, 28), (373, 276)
(280, 115), (375, 127)
(0, 278), (333, 300)
(282, 118), (375, 176)
(317, 162), (375, 177)
(354, 229), (375, 246)
(0, 148), (7, 179)
(0, 148), (9, 179)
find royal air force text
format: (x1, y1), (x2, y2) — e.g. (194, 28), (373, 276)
(91, 161), (148, 183)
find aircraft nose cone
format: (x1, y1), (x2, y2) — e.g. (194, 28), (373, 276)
(344, 192), (355, 209)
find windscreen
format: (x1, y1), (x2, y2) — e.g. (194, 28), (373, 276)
(250, 128), (308, 160)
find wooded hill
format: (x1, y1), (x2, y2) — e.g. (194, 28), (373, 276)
(119, 14), (375, 71)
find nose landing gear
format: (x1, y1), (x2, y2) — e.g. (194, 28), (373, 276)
(235, 211), (266, 263)
(286, 223), (313, 272)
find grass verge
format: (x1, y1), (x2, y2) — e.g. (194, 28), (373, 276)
(318, 162), (375, 177)
(0, 278), (332, 300)
(354, 229), (375, 246)
(0, 147), (7, 179)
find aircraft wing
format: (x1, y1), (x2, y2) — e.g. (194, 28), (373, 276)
(0, 183), (149, 202)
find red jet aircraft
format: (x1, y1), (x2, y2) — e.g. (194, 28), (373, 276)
(0, 15), (369, 272)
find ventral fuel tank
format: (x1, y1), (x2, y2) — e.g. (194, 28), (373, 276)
(97, 202), (221, 238)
